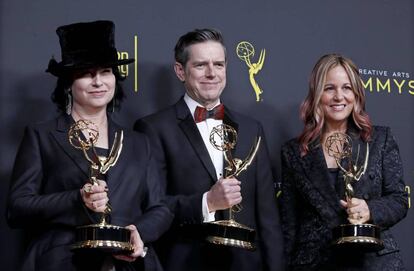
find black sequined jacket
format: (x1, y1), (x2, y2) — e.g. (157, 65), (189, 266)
(280, 126), (408, 271)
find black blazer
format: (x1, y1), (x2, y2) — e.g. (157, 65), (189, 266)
(280, 126), (408, 271)
(134, 98), (283, 271)
(7, 114), (173, 271)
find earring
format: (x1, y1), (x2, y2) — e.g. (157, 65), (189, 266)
(66, 89), (72, 115)
(111, 99), (116, 113)
(111, 87), (117, 113)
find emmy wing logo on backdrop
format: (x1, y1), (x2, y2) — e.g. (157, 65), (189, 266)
(236, 41), (266, 102)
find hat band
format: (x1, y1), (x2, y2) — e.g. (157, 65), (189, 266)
(61, 48), (118, 68)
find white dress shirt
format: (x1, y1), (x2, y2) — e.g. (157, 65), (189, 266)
(184, 94), (223, 222)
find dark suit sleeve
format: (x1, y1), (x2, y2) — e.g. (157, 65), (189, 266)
(134, 119), (204, 225)
(134, 134), (174, 242)
(255, 126), (284, 271)
(280, 142), (300, 266)
(366, 127), (408, 228)
(7, 126), (88, 228)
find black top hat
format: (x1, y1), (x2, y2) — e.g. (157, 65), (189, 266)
(46, 20), (134, 77)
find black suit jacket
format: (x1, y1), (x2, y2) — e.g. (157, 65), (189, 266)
(134, 98), (283, 271)
(7, 114), (173, 271)
(280, 126), (408, 271)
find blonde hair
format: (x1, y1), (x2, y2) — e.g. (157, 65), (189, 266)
(298, 54), (372, 156)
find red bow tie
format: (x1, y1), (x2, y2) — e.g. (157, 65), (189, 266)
(194, 104), (225, 123)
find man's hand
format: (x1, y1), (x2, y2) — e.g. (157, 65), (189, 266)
(207, 177), (242, 212)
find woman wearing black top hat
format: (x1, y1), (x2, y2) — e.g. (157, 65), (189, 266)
(7, 20), (173, 271)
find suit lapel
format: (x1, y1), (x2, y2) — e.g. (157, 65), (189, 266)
(51, 114), (128, 194)
(223, 107), (239, 162)
(175, 98), (217, 182)
(51, 114), (90, 178)
(301, 143), (343, 214)
(342, 130), (370, 194)
(105, 118), (126, 194)
(301, 129), (371, 216)
(223, 108), (239, 133)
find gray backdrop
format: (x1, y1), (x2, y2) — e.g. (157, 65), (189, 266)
(1, 0), (413, 270)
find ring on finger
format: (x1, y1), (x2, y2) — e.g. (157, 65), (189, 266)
(142, 247), (148, 258)
(83, 184), (92, 193)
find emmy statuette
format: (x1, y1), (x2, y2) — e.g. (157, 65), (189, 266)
(68, 120), (134, 254)
(204, 124), (261, 250)
(325, 133), (383, 251)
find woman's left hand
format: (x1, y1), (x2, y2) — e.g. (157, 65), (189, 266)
(340, 198), (371, 224)
(113, 224), (147, 262)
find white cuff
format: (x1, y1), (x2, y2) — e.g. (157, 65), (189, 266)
(202, 192), (216, 222)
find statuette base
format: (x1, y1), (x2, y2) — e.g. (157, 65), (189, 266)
(71, 223), (133, 254)
(205, 220), (256, 251)
(332, 224), (384, 252)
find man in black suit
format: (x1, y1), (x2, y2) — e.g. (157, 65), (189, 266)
(134, 29), (282, 271)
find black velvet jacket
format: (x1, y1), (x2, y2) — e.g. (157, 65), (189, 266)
(7, 114), (173, 271)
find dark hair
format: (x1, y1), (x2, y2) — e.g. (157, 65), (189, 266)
(174, 28), (226, 66)
(51, 66), (126, 112)
(298, 53), (372, 156)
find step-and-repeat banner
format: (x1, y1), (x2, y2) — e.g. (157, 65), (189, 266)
(1, 0), (413, 270)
